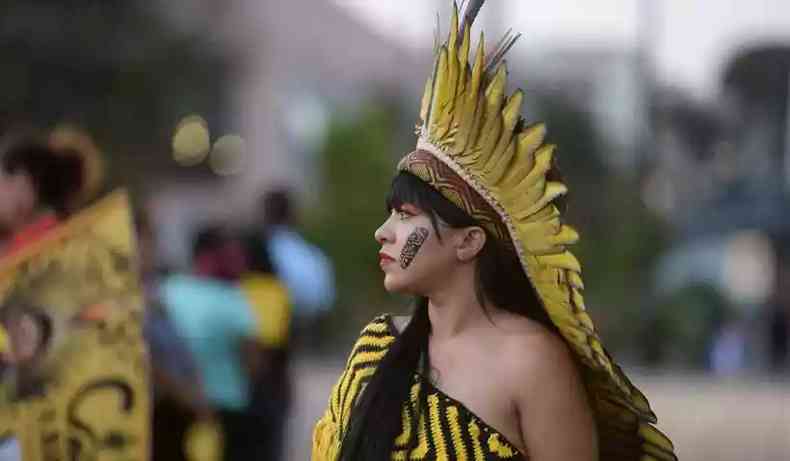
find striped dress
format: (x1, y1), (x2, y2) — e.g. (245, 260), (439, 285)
(312, 315), (527, 460)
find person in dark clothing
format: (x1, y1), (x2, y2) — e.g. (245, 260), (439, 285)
(240, 232), (292, 461)
(137, 211), (210, 461)
(160, 226), (259, 461)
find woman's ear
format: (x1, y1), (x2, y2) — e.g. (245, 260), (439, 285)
(456, 226), (486, 262)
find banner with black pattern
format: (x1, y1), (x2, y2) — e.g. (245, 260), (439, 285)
(0, 191), (149, 461)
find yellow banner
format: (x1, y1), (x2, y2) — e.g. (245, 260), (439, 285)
(0, 191), (149, 461)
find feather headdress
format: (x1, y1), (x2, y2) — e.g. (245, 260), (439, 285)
(397, 2), (677, 460)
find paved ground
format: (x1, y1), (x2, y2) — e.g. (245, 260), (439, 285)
(284, 359), (790, 461)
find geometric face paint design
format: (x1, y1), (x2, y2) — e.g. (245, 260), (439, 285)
(399, 227), (430, 269)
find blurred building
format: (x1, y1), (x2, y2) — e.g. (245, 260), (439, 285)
(148, 0), (426, 267)
(645, 44), (790, 370)
(516, 48), (648, 173)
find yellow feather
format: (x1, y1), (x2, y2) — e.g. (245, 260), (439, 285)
(518, 122), (546, 161)
(456, 32), (485, 152)
(521, 203), (559, 224)
(516, 181), (567, 220)
(568, 271), (584, 289)
(428, 47), (450, 137)
(517, 219), (562, 254)
(639, 424), (675, 452)
(448, 3), (459, 51)
(575, 309), (596, 332)
(457, 98), (486, 166)
(457, 20), (471, 88)
(536, 251), (581, 272)
(499, 146), (553, 209)
(498, 123), (545, 188)
(486, 139), (515, 184)
(473, 64), (507, 165)
(451, 24), (471, 140)
(484, 64), (507, 115)
(513, 144), (554, 191)
(545, 222), (578, 246)
(570, 285), (587, 309)
(439, 5), (459, 139)
(420, 73), (434, 123)
(483, 90), (523, 174)
(468, 32), (485, 106)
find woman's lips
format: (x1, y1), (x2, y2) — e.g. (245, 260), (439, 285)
(379, 252), (396, 267)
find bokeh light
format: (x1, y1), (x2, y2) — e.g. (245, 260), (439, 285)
(209, 134), (246, 176)
(172, 114), (211, 166)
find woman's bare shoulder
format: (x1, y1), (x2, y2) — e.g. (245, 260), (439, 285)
(495, 316), (597, 459)
(495, 315), (579, 387)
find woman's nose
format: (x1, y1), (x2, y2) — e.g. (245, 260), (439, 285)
(374, 220), (392, 244)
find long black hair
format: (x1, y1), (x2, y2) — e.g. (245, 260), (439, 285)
(1, 136), (85, 216)
(339, 171), (559, 460)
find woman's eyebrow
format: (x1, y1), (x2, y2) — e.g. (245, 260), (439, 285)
(400, 203), (422, 214)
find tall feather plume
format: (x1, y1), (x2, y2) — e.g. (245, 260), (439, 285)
(434, 12), (442, 53)
(459, 0), (485, 39)
(485, 30), (522, 74)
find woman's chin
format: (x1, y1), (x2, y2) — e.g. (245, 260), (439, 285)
(383, 275), (408, 294)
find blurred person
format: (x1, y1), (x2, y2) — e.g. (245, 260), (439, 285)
(240, 232), (292, 461)
(160, 226), (259, 461)
(710, 320), (747, 376)
(0, 127), (101, 461)
(768, 306), (788, 371)
(137, 211), (210, 461)
(0, 300), (59, 461)
(0, 303), (53, 400)
(257, 188), (335, 327)
(768, 247), (790, 372)
(312, 2), (676, 461)
(0, 128), (102, 256)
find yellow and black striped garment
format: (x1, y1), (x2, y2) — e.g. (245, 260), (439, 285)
(312, 315), (526, 460)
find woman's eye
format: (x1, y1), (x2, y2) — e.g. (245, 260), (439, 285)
(397, 210), (410, 220)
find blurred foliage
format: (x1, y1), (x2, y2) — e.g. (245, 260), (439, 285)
(303, 100), (414, 345)
(0, 0), (230, 191)
(640, 284), (731, 368)
(535, 95), (671, 354)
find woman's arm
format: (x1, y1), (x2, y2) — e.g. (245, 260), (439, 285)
(513, 332), (598, 461)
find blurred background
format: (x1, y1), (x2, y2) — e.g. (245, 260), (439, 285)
(1, 0), (788, 460)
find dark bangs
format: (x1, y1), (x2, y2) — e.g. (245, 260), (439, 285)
(386, 171), (478, 239)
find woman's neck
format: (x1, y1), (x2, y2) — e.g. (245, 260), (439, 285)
(426, 266), (489, 340)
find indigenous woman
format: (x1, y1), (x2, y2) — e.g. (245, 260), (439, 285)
(0, 127), (102, 256)
(313, 2), (677, 460)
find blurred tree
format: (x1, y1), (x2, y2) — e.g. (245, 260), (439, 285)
(535, 94), (671, 353)
(641, 283), (730, 367)
(303, 98), (414, 347)
(723, 45), (790, 113)
(722, 45), (790, 172)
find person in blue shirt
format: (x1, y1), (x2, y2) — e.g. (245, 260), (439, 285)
(160, 226), (259, 461)
(259, 189), (335, 319)
(137, 210), (209, 461)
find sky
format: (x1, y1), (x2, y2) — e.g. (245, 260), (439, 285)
(332, 0), (790, 100)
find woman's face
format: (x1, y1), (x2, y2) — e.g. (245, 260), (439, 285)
(374, 203), (461, 295)
(0, 170), (36, 232)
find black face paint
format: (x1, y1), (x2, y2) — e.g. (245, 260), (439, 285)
(400, 227), (429, 269)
